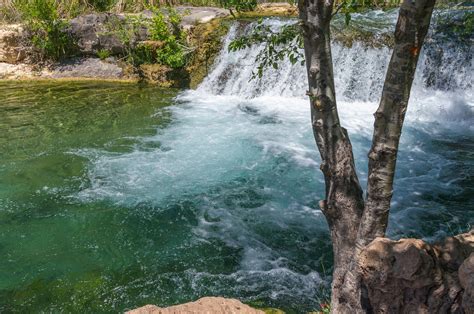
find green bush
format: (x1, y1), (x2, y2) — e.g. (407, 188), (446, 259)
(15, 0), (75, 61)
(86, 0), (117, 12)
(147, 7), (187, 68)
(220, 0), (257, 16)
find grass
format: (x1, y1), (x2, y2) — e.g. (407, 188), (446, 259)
(0, 0), (224, 22)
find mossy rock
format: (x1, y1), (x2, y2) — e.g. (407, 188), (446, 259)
(139, 63), (189, 88)
(186, 18), (230, 89)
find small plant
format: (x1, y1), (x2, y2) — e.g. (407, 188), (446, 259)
(97, 49), (111, 60)
(313, 302), (331, 314)
(15, 0), (75, 61)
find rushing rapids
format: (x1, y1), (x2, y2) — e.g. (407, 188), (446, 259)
(0, 10), (472, 313)
(73, 12), (473, 311)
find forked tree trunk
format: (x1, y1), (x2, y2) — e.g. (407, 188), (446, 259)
(298, 0), (436, 312)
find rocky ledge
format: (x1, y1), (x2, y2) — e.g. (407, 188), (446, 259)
(0, 4), (297, 85)
(127, 297), (264, 314)
(359, 229), (474, 313)
(0, 6), (232, 85)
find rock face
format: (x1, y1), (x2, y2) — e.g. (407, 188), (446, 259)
(68, 8), (230, 56)
(69, 13), (148, 55)
(459, 254), (474, 313)
(48, 58), (124, 79)
(358, 229), (474, 313)
(126, 297), (264, 314)
(0, 24), (26, 63)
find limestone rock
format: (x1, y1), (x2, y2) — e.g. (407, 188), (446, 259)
(126, 297), (264, 314)
(47, 58), (124, 79)
(459, 253), (474, 313)
(69, 13), (147, 55)
(0, 24), (26, 63)
(255, 3), (298, 16)
(358, 229), (474, 313)
(177, 7), (229, 30)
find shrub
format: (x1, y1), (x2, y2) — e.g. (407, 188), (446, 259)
(15, 0), (75, 61)
(147, 7), (187, 68)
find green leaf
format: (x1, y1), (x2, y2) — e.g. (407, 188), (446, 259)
(345, 12), (351, 26)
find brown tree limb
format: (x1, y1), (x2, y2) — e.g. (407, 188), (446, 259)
(359, 0), (436, 247)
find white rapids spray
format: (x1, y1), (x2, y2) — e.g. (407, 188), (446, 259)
(75, 13), (473, 310)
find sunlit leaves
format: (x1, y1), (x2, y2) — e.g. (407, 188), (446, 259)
(229, 19), (304, 79)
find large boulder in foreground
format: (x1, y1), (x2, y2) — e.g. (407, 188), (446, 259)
(127, 297), (264, 314)
(359, 229), (474, 313)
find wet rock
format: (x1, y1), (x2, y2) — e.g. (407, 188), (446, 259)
(126, 297), (264, 314)
(358, 229), (474, 313)
(139, 63), (190, 88)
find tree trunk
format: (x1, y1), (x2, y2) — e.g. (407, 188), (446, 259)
(359, 0), (436, 248)
(297, 0), (365, 310)
(298, 0), (436, 312)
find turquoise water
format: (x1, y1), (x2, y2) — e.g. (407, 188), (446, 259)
(0, 81), (331, 312)
(0, 77), (472, 312)
(0, 14), (473, 312)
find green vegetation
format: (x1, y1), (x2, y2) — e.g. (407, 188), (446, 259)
(97, 49), (111, 59)
(435, 10), (474, 42)
(229, 19), (303, 79)
(107, 7), (189, 68)
(147, 7), (187, 68)
(14, 0), (76, 61)
(1, 0), (223, 22)
(221, 0), (257, 17)
(87, 0), (117, 12)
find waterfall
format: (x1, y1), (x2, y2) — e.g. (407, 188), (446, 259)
(76, 11), (473, 312)
(197, 16), (473, 126)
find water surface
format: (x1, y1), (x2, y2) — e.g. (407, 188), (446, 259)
(1, 13), (473, 313)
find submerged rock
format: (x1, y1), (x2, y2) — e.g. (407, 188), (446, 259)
(358, 229), (474, 313)
(127, 297), (264, 314)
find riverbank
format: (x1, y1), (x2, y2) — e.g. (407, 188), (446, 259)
(0, 3), (297, 86)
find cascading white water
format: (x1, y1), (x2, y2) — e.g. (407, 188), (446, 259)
(76, 12), (473, 311)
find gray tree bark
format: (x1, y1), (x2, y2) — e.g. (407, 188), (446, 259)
(298, 0), (436, 312)
(359, 0), (436, 247)
(297, 0), (365, 310)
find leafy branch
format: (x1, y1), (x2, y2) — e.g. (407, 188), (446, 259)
(228, 19), (304, 79)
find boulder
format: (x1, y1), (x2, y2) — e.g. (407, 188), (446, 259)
(0, 24), (26, 63)
(358, 229), (474, 313)
(48, 58), (124, 79)
(459, 253), (474, 313)
(126, 297), (264, 314)
(69, 13), (148, 55)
